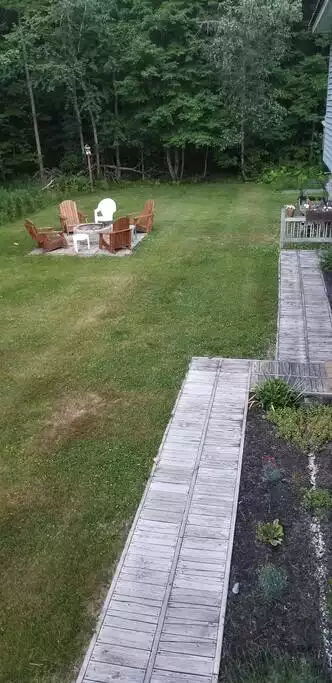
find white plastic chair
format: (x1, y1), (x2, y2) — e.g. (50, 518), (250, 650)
(94, 198), (117, 224)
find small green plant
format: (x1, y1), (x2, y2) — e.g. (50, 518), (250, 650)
(250, 378), (303, 411)
(256, 519), (284, 546)
(302, 488), (332, 519)
(269, 404), (332, 452)
(262, 457), (282, 484)
(320, 246), (332, 272)
(257, 563), (288, 602)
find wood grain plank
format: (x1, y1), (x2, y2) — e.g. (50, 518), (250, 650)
(155, 651), (213, 677)
(98, 625), (154, 650)
(91, 643), (150, 669)
(151, 670), (210, 683)
(84, 661), (145, 682)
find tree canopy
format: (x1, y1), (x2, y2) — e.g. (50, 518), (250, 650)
(0, 0), (329, 181)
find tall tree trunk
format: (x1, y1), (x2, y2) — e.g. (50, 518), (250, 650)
(81, 80), (101, 178)
(202, 147), (208, 179)
(165, 147), (176, 181)
(115, 143), (121, 181)
(20, 20), (44, 184)
(141, 147), (145, 181)
(113, 74), (121, 181)
(72, 80), (85, 158)
(174, 148), (180, 180)
(180, 146), (185, 180)
(240, 60), (247, 183)
(240, 111), (246, 182)
(309, 120), (316, 165)
(90, 108), (101, 179)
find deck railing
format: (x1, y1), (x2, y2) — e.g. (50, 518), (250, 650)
(280, 207), (332, 247)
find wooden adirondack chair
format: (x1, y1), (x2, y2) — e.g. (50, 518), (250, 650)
(130, 200), (155, 233)
(99, 216), (132, 254)
(59, 200), (87, 233)
(24, 220), (67, 252)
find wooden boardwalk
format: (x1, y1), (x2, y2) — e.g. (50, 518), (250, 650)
(76, 249), (332, 683)
(251, 360), (332, 396)
(277, 250), (332, 362)
(76, 358), (251, 683)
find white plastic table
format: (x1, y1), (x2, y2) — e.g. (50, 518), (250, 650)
(73, 233), (90, 253)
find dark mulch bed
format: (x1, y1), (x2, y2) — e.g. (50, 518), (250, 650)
(315, 443), (332, 579)
(219, 408), (327, 681)
(323, 270), (332, 311)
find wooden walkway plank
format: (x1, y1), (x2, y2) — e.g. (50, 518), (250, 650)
(76, 359), (251, 683)
(277, 250), (332, 363)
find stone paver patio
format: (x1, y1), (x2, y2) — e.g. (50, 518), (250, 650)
(29, 232), (146, 257)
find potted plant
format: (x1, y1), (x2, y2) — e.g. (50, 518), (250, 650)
(285, 204), (295, 217)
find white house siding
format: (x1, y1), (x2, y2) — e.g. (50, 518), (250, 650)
(324, 45), (332, 171)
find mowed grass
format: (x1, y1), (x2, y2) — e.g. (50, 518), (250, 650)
(0, 182), (282, 682)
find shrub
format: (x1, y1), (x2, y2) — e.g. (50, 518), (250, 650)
(320, 246), (332, 272)
(302, 488), (332, 519)
(0, 185), (48, 225)
(250, 378), (303, 411)
(257, 564), (288, 602)
(256, 519), (284, 547)
(260, 164), (325, 190)
(268, 405), (332, 453)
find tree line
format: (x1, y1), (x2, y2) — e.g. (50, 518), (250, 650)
(0, 0), (329, 183)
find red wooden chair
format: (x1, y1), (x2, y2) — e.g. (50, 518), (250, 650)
(59, 200), (87, 234)
(99, 216), (132, 254)
(24, 220), (67, 252)
(129, 200), (155, 233)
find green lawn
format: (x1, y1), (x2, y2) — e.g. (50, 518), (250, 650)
(0, 182), (283, 682)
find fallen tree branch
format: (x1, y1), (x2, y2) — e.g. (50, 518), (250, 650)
(42, 178), (55, 190)
(103, 164), (149, 176)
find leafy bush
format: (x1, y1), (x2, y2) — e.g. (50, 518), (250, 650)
(269, 405), (332, 453)
(257, 564), (288, 602)
(320, 246), (332, 272)
(54, 174), (92, 196)
(0, 174), (99, 227)
(302, 488), (332, 519)
(256, 519), (284, 547)
(251, 378), (303, 411)
(0, 185), (49, 225)
(260, 164), (325, 190)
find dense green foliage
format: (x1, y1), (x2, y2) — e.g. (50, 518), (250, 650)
(320, 245), (332, 271)
(302, 487), (332, 518)
(269, 404), (332, 452)
(0, 0), (329, 182)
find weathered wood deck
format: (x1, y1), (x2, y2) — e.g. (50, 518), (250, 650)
(251, 360), (332, 395)
(76, 358), (251, 683)
(76, 247), (332, 683)
(277, 250), (332, 363)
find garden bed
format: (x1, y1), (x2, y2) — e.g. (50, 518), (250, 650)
(323, 270), (332, 311)
(219, 407), (329, 681)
